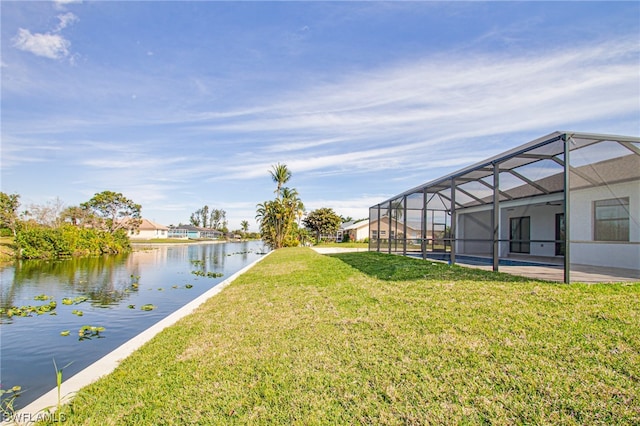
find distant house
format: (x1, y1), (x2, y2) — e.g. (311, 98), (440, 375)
(337, 220), (370, 242)
(369, 216), (423, 241)
(129, 218), (168, 240)
(168, 224), (223, 240)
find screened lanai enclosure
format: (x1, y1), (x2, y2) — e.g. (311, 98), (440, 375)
(369, 132), (640, 283)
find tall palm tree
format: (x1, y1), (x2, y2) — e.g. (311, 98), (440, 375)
(269, 163), (292, 199)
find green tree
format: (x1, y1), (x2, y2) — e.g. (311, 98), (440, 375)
(200, 205), (210, 228)
(189, 211), (201, 227)
(269, 163), (292, 199)
(303, 207), (342, 243)
(189, 206), (227, 230)
(210, 208), (227, 231)
(0, 192), (21, 236)
(240, 220), (250, 236)
(60, 205), (93, 227)
(256, 164), (302, 249)
(81, 191), (141, 233)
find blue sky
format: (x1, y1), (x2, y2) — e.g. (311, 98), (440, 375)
(2, 1), (639, 231)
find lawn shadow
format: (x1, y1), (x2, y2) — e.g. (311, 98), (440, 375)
(329, 251), (532, 283)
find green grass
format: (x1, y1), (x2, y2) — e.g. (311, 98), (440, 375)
(42, 248), (639, 425)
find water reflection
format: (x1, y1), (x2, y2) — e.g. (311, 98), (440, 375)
(1, 254), (134, 316)
(0, 241), (267, 409)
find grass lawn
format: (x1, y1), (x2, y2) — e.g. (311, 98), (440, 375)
(42, 248), (639, 425)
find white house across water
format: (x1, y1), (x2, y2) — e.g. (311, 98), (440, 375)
(368, 131), (639, 283)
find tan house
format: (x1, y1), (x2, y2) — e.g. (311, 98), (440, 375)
(369, 217), (423, 240)
(337, 219), (370, 242)
(129, 218), (169, 240)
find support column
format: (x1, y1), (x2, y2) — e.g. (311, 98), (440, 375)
(402, 195), (408, 255)
(563, 134), (571, 283)
(493, 162), (500, 272)
(376, 205), (381, 252)
(450, 178), (456, 265)
(388, 200), (393, 255)
(422, 188), (427, 260)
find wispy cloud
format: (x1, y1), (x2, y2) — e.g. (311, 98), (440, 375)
(186, 36), (638, 182)
(55, 12), (79, 32)
(53, 0), (82, 11)
(12, 28), (71, 59)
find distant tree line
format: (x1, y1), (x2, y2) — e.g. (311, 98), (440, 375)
(189, 205), (228, 232)
(0, 190), (140, 259)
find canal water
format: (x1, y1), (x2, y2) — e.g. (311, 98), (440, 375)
(0, 241), (268, 410)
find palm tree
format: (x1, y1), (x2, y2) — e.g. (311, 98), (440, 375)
(269, 163), (292, 199)
(240, 220), (250, 235)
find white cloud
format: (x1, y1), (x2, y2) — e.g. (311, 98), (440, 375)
(12, 9), (78, 60)
(12, 28), (71, 59)
(53, 0), (82, 10)
(55, 12), (79, 32)
(189, 36), (638, 179)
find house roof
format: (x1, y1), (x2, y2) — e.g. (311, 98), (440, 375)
(341, 220), (369, 231)
(138, 218), (168, 231)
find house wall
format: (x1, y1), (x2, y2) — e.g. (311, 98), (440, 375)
(500, 203), (563, 258)
(569, 180), (640, 270)
(457, 210), (492, 255)
(454, 179), (639, 269)
(355, 226), (369, 241)
(455, 195), (564, 258)
(369, 218), (419, 240)
(130, 229), (168, 240)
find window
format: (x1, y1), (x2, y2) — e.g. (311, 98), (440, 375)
(594, 197), (629, 241)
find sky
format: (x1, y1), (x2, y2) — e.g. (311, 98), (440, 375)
(1, 1), (639, 232)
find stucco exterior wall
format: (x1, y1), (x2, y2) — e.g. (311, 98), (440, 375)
(569, 180), (639, 270)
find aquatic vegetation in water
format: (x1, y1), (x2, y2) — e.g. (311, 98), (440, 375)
(60, 330), (70, 336)
(34, 294), (53, 301)
(78, 325), (105, 340)
(140, 304), (156, 311)
(0, 385), (22, 421)
(185, 284), (193, 289)
(1, 301), (57, 318)
(62, 296), (89, 305)
(191, 270), (224, 278)
(71, 309), (84, 317)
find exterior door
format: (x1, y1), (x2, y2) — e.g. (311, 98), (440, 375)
(510, 216), (530, 254)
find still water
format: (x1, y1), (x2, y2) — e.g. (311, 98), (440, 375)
(0, 241), (268, 410)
